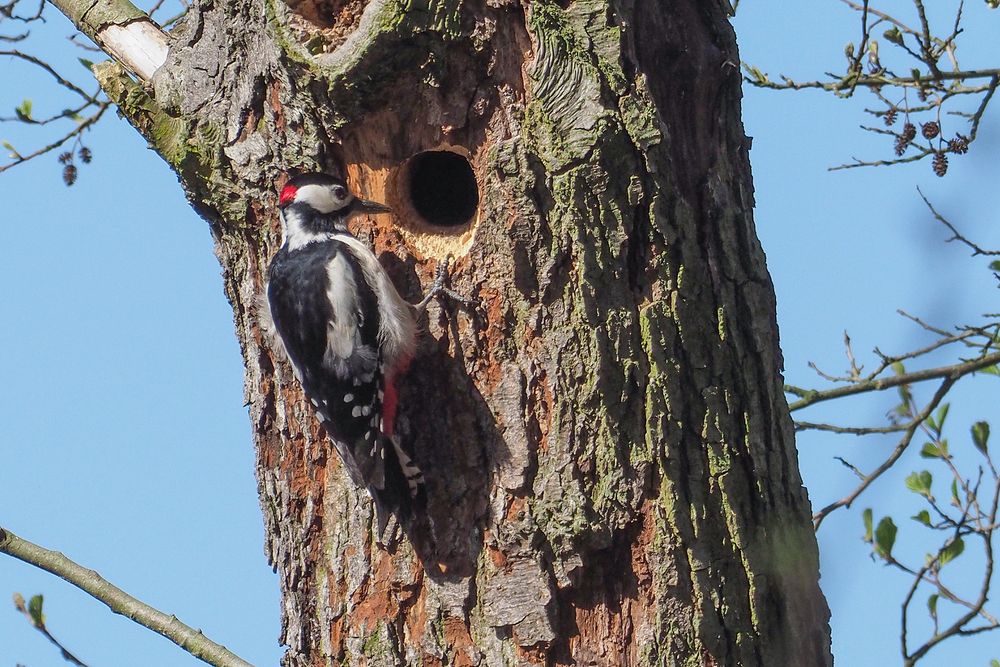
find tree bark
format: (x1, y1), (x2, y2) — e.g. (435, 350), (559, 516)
(58, 0), (833, 663)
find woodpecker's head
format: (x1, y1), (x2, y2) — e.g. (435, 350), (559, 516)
(278, 173), (390, 245)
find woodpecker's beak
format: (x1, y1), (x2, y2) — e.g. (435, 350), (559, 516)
(356, 198), (392, 214)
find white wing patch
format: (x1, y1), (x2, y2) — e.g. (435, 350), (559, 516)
(330, 233), (418, 371)
(323, 253), (377, 377)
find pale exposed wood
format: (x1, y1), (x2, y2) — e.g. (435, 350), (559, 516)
(99, 20), (168, 80)
(46, 0), (167, 81)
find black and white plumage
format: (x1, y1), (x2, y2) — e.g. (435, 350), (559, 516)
(265, 173), (426, 521)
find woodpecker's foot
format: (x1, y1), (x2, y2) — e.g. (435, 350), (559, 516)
(375, 510), (403, 549)
(416, 257), (476, 312)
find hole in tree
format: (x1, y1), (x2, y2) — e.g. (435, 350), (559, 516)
(406, 151), (479, 228)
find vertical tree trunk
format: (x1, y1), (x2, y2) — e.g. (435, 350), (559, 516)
(75, 0), (831, 663)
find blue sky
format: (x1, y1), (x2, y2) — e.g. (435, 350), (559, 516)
(1, 1), (998, 666)
(738, 2), (999, 665)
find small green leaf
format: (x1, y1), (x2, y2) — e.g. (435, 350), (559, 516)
(934, 404), (950, 433)
(912, 510), (932, 526)
(921, 442), (943, 459)
(972, 421), (990, 455)
(2, 140), (21, 158)
(982, 364), (1000, 376)
(927, 593), (938, 620)
(892, 361), (906, 375)
(883, 26), (904, 46)
(905, 470), (933, 498)
(938, 537), (965, 566)
(27, 594), (44, 628)
(15, 99), (33, 121)
(744, 65), (770, 84)
(951, 479), (961, 507)
(874, 516), (897, 559)
(990, 261), (1000, 272)
(78, 57), (95, 70)
(990, 659), (999, 667)
(862, 508), (874, 542)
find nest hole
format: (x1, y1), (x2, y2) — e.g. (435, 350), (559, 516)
(283, 0), (366, 51)
(404, 151), (479, 229)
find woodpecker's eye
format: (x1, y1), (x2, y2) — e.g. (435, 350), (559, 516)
(332, 185), (348, 200)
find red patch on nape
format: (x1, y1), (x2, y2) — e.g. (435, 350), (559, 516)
(279, 184), (298, 206)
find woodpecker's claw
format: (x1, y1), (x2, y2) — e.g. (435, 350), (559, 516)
(375, 508), (403, 548)
(416, 256), (475, 312)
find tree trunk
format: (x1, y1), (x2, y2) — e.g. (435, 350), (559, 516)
(69, 0), (832, 663)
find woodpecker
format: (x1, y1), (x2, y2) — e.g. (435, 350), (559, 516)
(265, 172), (445, 527)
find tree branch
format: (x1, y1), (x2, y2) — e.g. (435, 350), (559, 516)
(746, 68), (1000, 93)
(787, 351), (1000, 412)
(0, 101), (109, 174)
(44, 0), (168, 80)
(918, 188), (1000, 257)
(0, 526), (255, 667)
(0, 49), (97, 100)
(812, 378), (954, 528)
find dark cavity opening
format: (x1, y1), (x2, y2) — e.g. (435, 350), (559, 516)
(407, 151), (478, 228)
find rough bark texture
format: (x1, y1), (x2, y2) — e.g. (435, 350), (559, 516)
(92, 0), (832, 663)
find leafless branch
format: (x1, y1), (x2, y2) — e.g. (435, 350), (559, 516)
(787, 351), (1000, 412)
(0, 0), (45, 24)
(0, 527), (255, 667)
(918, 188), (1000, 257)
(0, 49), (98, 101)
(0, 101), (109, 173)
(746, 0), (999, 173)
(812, 378), (954, 528)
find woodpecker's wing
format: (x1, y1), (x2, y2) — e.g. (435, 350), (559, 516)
(266, 240), (388, 488)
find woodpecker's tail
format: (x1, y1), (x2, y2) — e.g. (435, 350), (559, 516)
(371, 433), (425, 543)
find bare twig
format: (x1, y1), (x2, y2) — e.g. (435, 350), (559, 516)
(918, 188), (1000, 257)
(747, 0), (998, 172)
(812, 379), (954, 528)
(0, 526), (255, 667)
(746, 68), (1000, 93)
(0, 102), (109, 173)
(0, 49), (98, 100)
(839, 0), (918, 35)
(796, 420), (911, 435)
(0, 0), (45, 23)
(787, 350), (1000, 412)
